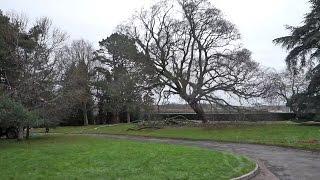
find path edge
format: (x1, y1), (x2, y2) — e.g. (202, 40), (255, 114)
(231, 162), (259, 180)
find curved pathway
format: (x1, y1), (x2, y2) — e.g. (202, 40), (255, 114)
(59, 134), (320, 180)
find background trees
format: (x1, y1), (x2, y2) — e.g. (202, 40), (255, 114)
(266, 68), (309, 113)
(94, 33), (154, 123)
(0, 11), (67, 138)
(0, 95), (40, 140)
(274, 0), (320, 113)
(59, 40), (94, 126)
(2, 0), (318, 135)
(0, 11), (30, 93)
(120, 0), (268, 122)
(14, 17), (67, 131)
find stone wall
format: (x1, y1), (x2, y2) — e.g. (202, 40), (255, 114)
(155, 113), (296, 121)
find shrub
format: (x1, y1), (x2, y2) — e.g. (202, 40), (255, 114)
(0, 95), (41, 128)
(313, 114), (320, 122)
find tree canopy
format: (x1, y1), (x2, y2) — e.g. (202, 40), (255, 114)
(274, 0), (320, 112)
(120, 0), (268, 122)
(94, 33), (154, 123)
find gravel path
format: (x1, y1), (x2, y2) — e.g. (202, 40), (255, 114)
(52, 133), (320, 180)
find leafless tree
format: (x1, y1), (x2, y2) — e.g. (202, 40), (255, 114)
(266, 68), (309, 113)
(59, 39), (94, 126)
(120, 0), (268, 122)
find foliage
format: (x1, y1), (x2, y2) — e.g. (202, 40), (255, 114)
(94, 33), (155, 123)
(57, 40), (95, 125)
(0, 135), (255, 179)
(0, 11), (67, 127)
(0, 11), (32, 91)
(0, 95), (41, 127)
(274, 0), (320, 112)
(266, 68), (309, 113)
(273, 0), (320, 69)
(288, 92), (320, 114)
(306, 65), (320, 111)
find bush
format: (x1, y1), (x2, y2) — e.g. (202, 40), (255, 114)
(313, 114), (320, 122)
(0, 95), (41, 128)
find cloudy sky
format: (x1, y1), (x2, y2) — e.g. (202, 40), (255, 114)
(1, 0), (310, 70)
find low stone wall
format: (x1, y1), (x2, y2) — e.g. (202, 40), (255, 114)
(155, 113), (296, 121)
(208, 113), (295, 122)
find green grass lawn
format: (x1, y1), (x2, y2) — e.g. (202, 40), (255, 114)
(0, 135), (255, 179)
(35, 122), (320, 151)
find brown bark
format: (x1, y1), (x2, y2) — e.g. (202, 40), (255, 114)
(189, 102), (208, 123)
(26, 125), (30, 139)
(113, 112), (120, 124)
(83, 103), (89, 126)
(17, 126), (24, 141)
(126, 112), (131, 123)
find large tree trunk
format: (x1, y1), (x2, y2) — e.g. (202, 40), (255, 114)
(289, 103), (300, 120)
(17, 125), (24, 141)
(113, 112), (120, 124)
(189, 102), (208, 123)
(26, 125), (30, 139)
(126, 111), (131, 123)
(83, 103), (89, 126)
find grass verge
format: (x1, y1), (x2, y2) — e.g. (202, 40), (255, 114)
(34, 122), (320, 151)
(0, 135), (255, 179)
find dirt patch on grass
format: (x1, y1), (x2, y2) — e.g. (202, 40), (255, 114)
(298, 139), (319, 145)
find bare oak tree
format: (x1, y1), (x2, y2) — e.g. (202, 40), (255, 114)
(266, 68), (309, 113)
(120, 0), (267, 122)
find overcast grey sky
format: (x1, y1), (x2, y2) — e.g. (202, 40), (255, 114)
(1, 0), (310, 70)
